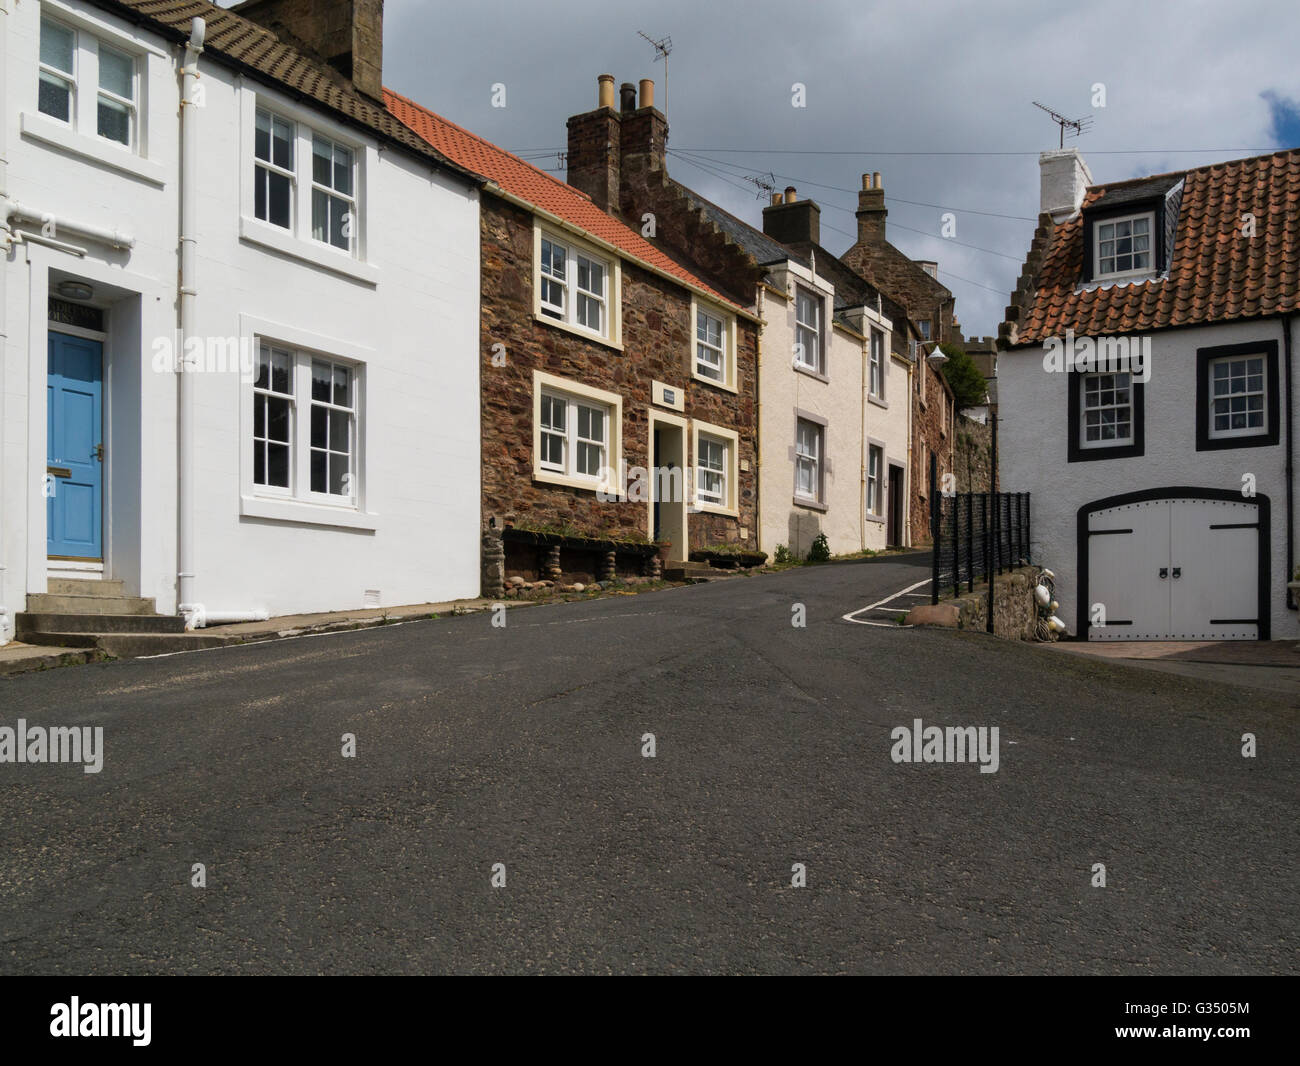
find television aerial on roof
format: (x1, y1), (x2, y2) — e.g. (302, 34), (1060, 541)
(637, 31), (672, 118)
(1032, 101), (1094, 149)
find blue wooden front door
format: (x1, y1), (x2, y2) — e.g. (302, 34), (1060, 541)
(47, 331), (104, 560)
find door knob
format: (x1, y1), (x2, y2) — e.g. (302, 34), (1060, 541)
(1159, 567), (1168, 579)
(93, 443), (104, 461)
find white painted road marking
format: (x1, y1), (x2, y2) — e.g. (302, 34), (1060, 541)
(842, 577), (933, 626)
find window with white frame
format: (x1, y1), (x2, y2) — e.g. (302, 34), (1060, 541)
(253, 345), (294, 492)
(252, 343), (358, 502)
(38, 17), (138, 148)
(311, 134), (355, 251)
(253, 106), (360, 254)
(795, 287), (823, 373)
(538, 388), (609, 481)
(696, 433), (727, 506)
(695, 308), (726, 384)
(539, 238), (567, 319)
(1080, 372), (1133, 448)
(867, 444), (883, 516)
(1094, 212), (1153, 278)
(917, 319), (931, 342)
(255, 109), (295, 230)
(795, 419), (823, 502)
(538, 234), (609, 338)
(869, 328), (885, 398)
(1208, 354), (1266, 438)
(309, 359), (356, 496)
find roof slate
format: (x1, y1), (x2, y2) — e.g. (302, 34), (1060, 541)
(1010, 147), (1300, 345)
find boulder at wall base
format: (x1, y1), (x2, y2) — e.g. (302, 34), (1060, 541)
(905, 603), (961, 628)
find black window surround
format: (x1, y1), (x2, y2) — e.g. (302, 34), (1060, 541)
(1081, 197), (1167, 283)
(1195, 340), (1280, 451)
(1067, 369), (1145, 463)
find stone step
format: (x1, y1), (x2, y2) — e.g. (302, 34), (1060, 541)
(46, 578), (127, 597)
(17, 612), (188, 636)
(10, 631), (101, 649)
(663, 565), (727, 582)
(26, 593), (158, 615)
(95, 633), (233, 658)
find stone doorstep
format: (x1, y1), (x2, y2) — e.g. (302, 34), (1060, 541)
(0, 643), (110, 677)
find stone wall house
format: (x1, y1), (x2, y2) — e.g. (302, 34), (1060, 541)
(998, 146), (1299, 642)
(563, 80), (913, 558)
(387, 85), (761, 594)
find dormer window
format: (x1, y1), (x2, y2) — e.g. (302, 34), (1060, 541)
(1094, 211), (1154, 279)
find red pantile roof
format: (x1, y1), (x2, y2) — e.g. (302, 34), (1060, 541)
(384, 89), (742, 310)
(1008, 148), (1300, 345)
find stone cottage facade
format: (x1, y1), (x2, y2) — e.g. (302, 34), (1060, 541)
(387, 86), (761, 595)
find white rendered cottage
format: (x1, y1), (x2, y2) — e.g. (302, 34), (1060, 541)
(0, 0), (482, 643)
(998, 148), (1298, 641)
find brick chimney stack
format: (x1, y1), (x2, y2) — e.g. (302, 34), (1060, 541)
(233, 0), (385, 101)
(566, 74), (622, 213)
(620, 77), (668, 175)
(856, 171), (887, 245)
(762, 187), (821, 246)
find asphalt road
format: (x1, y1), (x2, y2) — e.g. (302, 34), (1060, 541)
(1, 552), (1295, 975)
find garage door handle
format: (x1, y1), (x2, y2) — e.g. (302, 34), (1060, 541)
(1159, 567), (1168, 579)
(1172, 567), (1181, 579)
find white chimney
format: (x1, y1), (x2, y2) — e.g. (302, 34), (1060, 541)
(1039, 148), (1092, 222)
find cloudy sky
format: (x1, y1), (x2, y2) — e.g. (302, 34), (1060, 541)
(233, 0), (1300, 337)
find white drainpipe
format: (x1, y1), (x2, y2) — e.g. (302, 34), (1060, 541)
(173, 19), (265, 630)
(4, 200), (134, 249)
(176, 18), (203, 630)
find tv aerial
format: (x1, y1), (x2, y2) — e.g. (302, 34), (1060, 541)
(1032, 101), (1093, 149)
(637, 30), (672, 118)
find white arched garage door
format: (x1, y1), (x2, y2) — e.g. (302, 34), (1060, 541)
(1080, 491), (1269, 641)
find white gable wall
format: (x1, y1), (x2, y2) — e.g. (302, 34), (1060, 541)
(999, 316), (1298, 639)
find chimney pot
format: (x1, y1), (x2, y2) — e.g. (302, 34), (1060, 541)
(620, 82), (636, 113)
(597, 74), (615, 109)
(639, 79), (654, 109)
(771, 193), (782, 206)
(862, 173), (872, 190)
(872, 171), (882, 190)
(784, 186), (797, 204)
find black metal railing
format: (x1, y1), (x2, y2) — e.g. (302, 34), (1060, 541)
(930, 490), (1031, 605)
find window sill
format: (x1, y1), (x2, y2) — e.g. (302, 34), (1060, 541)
(241, 495), (379, 530)
(868, 394), (888, 409)
(533, 312), (624, 352)
(693, 501), (738, 518)
(793, 495), (828, 513)
(691, 370), (738, 394)
(794, 363), (830, 384)
(864, 513), (886, 525)
(239, 217), (379, 286)
(533, 468), (612, 494)
(21, 111), (167, 187)
(1198, 432), (1275, 451)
